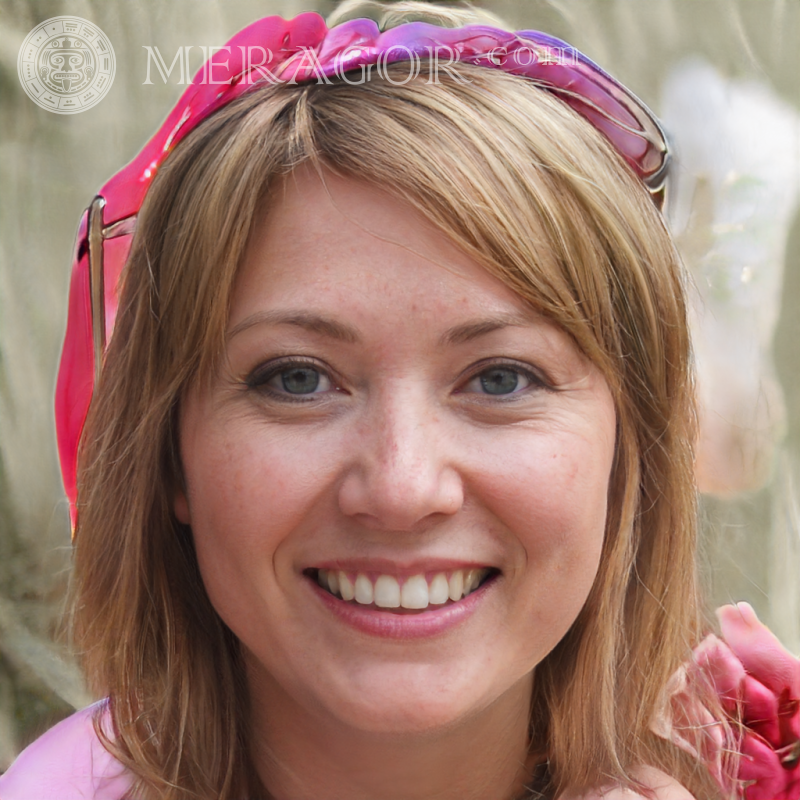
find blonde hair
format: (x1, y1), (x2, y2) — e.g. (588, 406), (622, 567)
(327, 0), (508, 28)
(72, 6), (721, 799)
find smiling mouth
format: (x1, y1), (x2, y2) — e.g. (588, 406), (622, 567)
(308, 568), (497, 612)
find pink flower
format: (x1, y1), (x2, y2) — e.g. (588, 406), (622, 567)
(655, 603), (800, 799)
(717, 603), (800, 799)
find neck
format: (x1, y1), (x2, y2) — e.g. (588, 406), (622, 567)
(247, 662), (536, 800)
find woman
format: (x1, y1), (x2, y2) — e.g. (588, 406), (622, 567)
(2, 2), (796, 799)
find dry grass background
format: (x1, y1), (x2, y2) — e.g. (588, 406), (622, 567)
(0, 0), (798, 768)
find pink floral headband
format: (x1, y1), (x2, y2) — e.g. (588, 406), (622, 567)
(55, 12), (670, 527)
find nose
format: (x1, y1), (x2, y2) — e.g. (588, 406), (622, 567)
(337, 386), (464, 532)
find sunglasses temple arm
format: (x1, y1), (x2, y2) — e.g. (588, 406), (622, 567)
(87, 196), (107, 385)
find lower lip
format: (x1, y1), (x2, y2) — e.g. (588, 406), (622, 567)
(308, 576), (495, 640)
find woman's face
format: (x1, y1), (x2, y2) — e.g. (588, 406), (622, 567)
(175, 168), (617, 736)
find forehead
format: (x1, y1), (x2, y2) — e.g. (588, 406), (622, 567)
(224, 167), (598, 386)
(233, 166), (540, 331)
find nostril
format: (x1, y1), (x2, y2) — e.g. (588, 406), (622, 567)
(337, 463), (464, 531)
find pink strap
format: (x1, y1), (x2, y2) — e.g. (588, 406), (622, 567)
(0, 701), (132, 800)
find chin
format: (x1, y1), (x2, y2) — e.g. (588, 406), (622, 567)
(321, 663), (509, 736)
(336, 695), (480, 737)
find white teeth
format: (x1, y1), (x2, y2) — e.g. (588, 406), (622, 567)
(316, 567), (491, 608)
(463, 569), (480, 594)
(448, 570), (464, 602)
(373, 575), (400, 608)
(327, 570), (339, 596)
(354, 573), (374, 605)
(339, 571), (355, 601)
(428, 573), (449, 605)
(401, 575), (429, 609)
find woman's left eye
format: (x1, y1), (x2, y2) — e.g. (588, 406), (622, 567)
(462, 365), (541, 397)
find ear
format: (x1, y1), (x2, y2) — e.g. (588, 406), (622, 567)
(174, 488), (191, 525)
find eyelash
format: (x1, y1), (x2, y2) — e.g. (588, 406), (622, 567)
(245, 357), (338, 403)
(245, 358), (550, 403)
(458, 359), (549, 399)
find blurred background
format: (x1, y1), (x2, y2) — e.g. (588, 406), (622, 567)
(0, 0), (798, 767)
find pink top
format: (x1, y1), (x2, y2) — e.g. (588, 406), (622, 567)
(0, 702), (698, 799)
(0, 700), (132, 800)
(0, 704), (694, 800)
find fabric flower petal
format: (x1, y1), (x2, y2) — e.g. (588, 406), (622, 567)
(739, 730), (799, 799)
(717, 603), (800, 699)
(741, 673), (783, 747)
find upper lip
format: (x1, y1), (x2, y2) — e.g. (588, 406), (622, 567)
(306, 558), (498, 578)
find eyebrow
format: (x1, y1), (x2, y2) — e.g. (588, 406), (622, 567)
(227, 309), (534, 345)
(439, 312), (532, 346)
(228, 310), (360, 343)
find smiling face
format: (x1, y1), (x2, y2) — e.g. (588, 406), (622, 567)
(174, 167), (617, 739)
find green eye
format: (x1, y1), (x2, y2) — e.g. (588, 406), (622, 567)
(479, 368), (521, 395)
(279, 367), (322, 394)
(463, 364), (542, 397)
(247, 360), (335, 400)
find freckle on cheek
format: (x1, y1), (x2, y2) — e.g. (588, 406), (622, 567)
(569, 462), (579, 480)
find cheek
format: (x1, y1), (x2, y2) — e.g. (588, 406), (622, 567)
(449, 425), (612, 672)
(180, 426), (320, 638)
(182, 422), (340, 572)
(475, 427), (612, 553)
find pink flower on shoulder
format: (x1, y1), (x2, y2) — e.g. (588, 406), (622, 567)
(717, 603), (800, 799)
(654, 602), (800, 800)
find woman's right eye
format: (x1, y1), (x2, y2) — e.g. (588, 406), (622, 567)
(247, 361), (335, 400)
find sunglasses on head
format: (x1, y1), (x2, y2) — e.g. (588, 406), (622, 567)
(55, 11), (670, 529)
